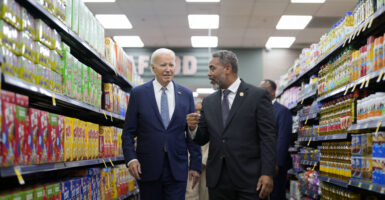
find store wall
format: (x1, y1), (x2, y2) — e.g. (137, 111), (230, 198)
(262, 49), (301, 83)
(123, 48), (263, 89)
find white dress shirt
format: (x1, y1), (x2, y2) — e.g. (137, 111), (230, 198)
(153, 79), (175, 119)
(189, 77), (241, 139)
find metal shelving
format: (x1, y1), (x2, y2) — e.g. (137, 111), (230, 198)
(115, 189), (140, 200)
(319, 175), (349, 188)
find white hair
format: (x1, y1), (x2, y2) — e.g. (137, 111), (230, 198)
(150, 48), (176, 65)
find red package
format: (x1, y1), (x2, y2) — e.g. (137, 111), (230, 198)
(15, 93), (29, 107)
(1, 90), (16, 103)
(27, 108), (40, 165)
(1, 102), (16, 167)
(15, 105), (28, 165)
(37, 111), (49, 164)
(48, 113), (58, 163)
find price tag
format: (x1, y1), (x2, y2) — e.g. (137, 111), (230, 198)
(344, 85), (350, 95)
(312, 162), (317, 170)
(357, 124), (361, 130)
(102, 159), (107, 168)
(109, 158), (115, 167)
(307, 138), (312, 146)
(365, 77), (370, 88)
(301, 97), (305, 104)
(360, 80), (365, 89)
(381, 188), (385, 194)
(102, 110), (107, 120)
(377, 70), (384, 82)
(327, 178), (331, 182)
(358, 182), (362, 187)
(14, 167), (25, 185)
(305, 117), (309, 125)
(376, 122), (382, 134)
(348, 33), (353, 44)
(110, 113), (113, 122)
(369, 184), (373, 190)
(351, 82), (357, 92)
(368, 16), (374, 29)
(52, 93), (56, 106)
(343, 37), (348, 47)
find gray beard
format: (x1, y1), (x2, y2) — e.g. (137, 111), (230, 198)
(212, 83), (220, 91)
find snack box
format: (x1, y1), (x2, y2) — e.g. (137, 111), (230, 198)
(48, 113), (58, 163)
(27, 108), (39, 165)
(1, 101), (16, 167)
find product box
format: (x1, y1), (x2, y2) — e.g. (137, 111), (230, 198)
(62, 49), (72, 97)
(19, 57), (36, 84)
(45, 184), (54, 200)
(56, 115), (64, 162)
(36, 19), (54, 50)
(15, 105), (27, 165)
(71, 0), (79, 34)
(82, 64), (89, 104)
(0, 0), (22, 30)
(0, 19), (19, 55)
(15, 94), (28, 107)
(20, 32), (36, 63)
(21, 8), (35, 39)
(64, 117), (73, 161)
(24, 189), (34, 200)
(104, 83), (113, 112)
(72, 119), (78, 161)
(48, 113), (58, 163)
(27, 108), (39, 165)
(1, 101), (16, 167)
(33, 186), (46, 200)
(53, 183), (61, 200)
(65, 0), (71, 27)
(71, 178), (81, 200)
(37, 42), (52, 69)
(61, 180), (72, 200)
(37, 111), (49, 164)
(54, 0), (66, 23)
(1, 90), (16, 103)
(0, 46), (19, 77)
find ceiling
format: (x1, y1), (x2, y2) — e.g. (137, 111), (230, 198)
(85, 0), (357, 49)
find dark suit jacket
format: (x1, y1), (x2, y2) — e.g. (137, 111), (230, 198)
(122, 80), (202, 182)
(273, 101), (293, 169)
(193, 80), (276, 190)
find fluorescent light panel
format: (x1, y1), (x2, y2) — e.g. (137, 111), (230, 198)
(265, 37), (296, 49)
(95, 14), (132, 29)
(193, 92), (199, 97)
(113, 36), (144, 47)
(196, 88), (215, 94)
(276, 15), (312, 30)
(188, 15), (219, 29)
(291, 0), (325, 3)
(83, 0), (116, 2)
(186, 0), (220, 2)
(191, 36), (218, 48)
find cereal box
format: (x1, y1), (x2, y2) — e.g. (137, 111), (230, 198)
(53, 183), (61, 200)
(45, 184), (54, 200)
(56, 115), (64, 162)
(37, 111), (49, 164)
(15, 105), (27, 165)
(1, 101), (16, 167)
(15, 94), (28, 107)
(1, 90), (16, 103)
(61, 180), (72, 200)
(48, 113), (58, 163)
(64, 117), (74, 161)
(33, 186), (46, 200)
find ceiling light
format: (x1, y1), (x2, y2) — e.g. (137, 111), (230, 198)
(265, 37), (296, 49)
(113, 36), (144, 47)
(276, 15), (312, 30)
(193, 92), (199, 97)
(95, 14), (132, 29)
(186, 0), (220, 2)
(291, 0), (325, 3)
(196, 88), (215, 94)
(191, 36), (218, 48)
(83, 0), (116, 2)
(188, 15), (219, 29)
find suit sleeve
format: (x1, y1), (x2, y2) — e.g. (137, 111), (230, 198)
(122, 89), (139, 165)
(186, 92), (202, 173)
(193, 98), (210, 146)
(256, 90), (277, 177)
(276, 107), (293, 167)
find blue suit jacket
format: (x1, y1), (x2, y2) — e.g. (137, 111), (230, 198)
(122, 80), (202, 182)
(273, 101), (293, 169)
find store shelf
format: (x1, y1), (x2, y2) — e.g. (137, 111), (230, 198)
(299, 112), (318, 122)
(298, 90), (317, 104)
(316, 133), (349, 141)
(2, 75), (125, 122)
(301, 189), (319, 199)
(277, 6), (385, 98)
(348, 119), (385, 132)
(349, 180), (385, 195)
(300, 160), (318, 166)
(319, 175), (349, 188)
(288, 103), (298, 111)
(298, 136), (318, 142)
(16, 0), (132, 91)
(289, 147), (299, 153)
(115, 189), (140, 200)
(0, 156), (125, 178)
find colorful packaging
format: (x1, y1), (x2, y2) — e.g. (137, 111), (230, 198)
(20, 32), (36, 63)
(15, 105), (27, 165)
(45, 184), (54, 200)
(56, 115), (64, 162)
(36, 19), (54, 50)
(1, 101), (16, 167)
(37, 42), (52, 69)
(0, 46), (18, 77)
(33, 186), (46, 200)
(54, 0), (66, 23)
(0, 0), (21, 30)
(37, 111), (49, 164)
(61, 180), (72, 200)
(48, 113), (58, 163)
(0, 20), (19, 55)
(19, 56), (36, 84)
(104, 83), (113, 112)
(64, 117), (73, 161)
(27, 108), (39, 165)
(21, 7), (35, 39)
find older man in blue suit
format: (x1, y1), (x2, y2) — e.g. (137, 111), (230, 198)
(260, 79), (293, 200)
(122, 48), (202, 200)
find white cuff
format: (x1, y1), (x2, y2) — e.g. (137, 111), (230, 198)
(127, 159), (138, 167)
(188, 127), (198, 139)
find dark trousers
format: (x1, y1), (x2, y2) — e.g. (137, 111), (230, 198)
(209, 161), (260, 200)
(270, 167), (288, 200)
(138, 155), (187, 200)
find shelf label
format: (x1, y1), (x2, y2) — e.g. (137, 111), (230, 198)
(376, 122), (382, 134)
(343, 37), (348, 47)
(365, 77), (370, 88)
(352, 82), (357, 92)
(109, 158), (115, 167)
(307, 138), (312, 146)
(344, 85), (350, 95)
(377, 70), (384, 82)
(301, 97), (305, 104)
(381, 188), (385, 194)
(305, 117), (308, 125)
(360, 80), (365, 89)
(14, 167), (25, 185)
(368, 16), (374, 29)
(327, 178), (331, 182)
(312, 162), (317, 170)
(52, 93), (56, 106)
(102, 159), (107, 168)
(110, 113), (113, 122)
(358, 182), (362, 187)
(369, 184), (373, 190)
(102, 110), (107, 120)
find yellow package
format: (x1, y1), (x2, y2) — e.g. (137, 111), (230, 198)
(0, 45), (18, 76)
(84, 122), (89, 160)
(64, 117), (74, 161)
(19, 56), (35, 84)
(0, 0), (22, 30)
(0, 20), (19, 55)
(111, 168), (118, 199)
(20, 32), (36, 63)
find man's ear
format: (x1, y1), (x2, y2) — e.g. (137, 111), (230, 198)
(225, 63), (232, 73)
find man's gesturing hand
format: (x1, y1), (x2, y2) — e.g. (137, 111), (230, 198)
(256, 175), (273, 199)
(188, 170), (200, 189)
(186, 113), (200, 131)
(128, 160), (142, 180)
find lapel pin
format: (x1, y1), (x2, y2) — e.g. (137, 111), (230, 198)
(240, 92), (244, 97)
(178, 91), (182, 95)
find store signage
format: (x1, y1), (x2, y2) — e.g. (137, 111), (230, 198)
(128, 55), (198, 76)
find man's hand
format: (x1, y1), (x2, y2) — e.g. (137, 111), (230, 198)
(128, 160), (142, 180)
(188, 170), (200, 189)
(186, 113), (200, 131)
(256, 175), (273, 199)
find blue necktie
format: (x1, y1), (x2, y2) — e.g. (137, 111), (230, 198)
(222, 89), (231, 126)
(161, 87), (170, 128)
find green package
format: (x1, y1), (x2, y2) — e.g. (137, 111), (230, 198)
(71, 0), (79, 34)
(33, 187), (45, 200)
(24, 190), (33, 200)
(45, 184), (54, 199)
(10, 192), (22, 200)
(78, 0), (85, 40)
(53, 183), (61, 197)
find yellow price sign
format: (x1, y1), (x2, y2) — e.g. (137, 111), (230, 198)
(307, 138), (312, 146)
(102, 110), (107, 120)
(381, 188), (385, 194)
(301, 98), (305, 104)
(109, 158), (115, 167)
(369, 184), (373, 190)
(368, 17), (374, 29)
(14, 167), (25, 185)
(358, 182), (362, 187)
(360, 79), (365, 89)
(344, 85), (350, 95)
(102, 159), (107, 168)
(351, 82), (357, 92)
(305, 117), (309, 125)
(365, 77), (370, 88)
(312, 162), (317, 170)
(52, 93), (56, 106)
(110, 113), (113, 122)
(376, 122), (382, 134)
(377, 70), (384, 82)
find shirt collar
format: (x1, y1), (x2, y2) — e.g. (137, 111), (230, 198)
(224, 77), (241, 94)
(153, 79), (174, 92)
(272, 99), (276, 104)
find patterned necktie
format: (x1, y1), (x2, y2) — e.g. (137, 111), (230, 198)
(161, 87), (170, 128)
(221, 89), (231, 126)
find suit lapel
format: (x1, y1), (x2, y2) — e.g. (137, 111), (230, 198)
(224, 81), (248, 131)
(168, 82), (180, 128)
(145, 80), (165, 129)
